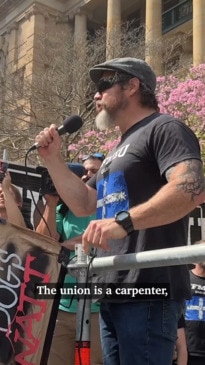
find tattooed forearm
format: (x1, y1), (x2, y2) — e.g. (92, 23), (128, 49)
(165, 159), (205, 202)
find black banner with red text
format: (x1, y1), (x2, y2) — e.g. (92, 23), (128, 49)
(0, 220), (62, 365)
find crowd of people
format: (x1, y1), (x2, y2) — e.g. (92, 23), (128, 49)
(0, 56), (205, 365)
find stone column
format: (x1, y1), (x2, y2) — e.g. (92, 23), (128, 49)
(106, 0), (121, 60)
(193, 0), (205, 66)
(72, 11), (87, 113)
(74, 11), (87, 45)
(23, 6), (47, 77)
(73, 11), (87, 73)
(145, 0), (162, 75)
(7, 22), (18, 67)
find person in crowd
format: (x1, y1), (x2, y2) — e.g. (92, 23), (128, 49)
(34, 57), (205, 365)
(185, 240), (205, 365)
(33, 154), (104, 229)
(81, 153), (105, 182)
(0, 169), (26, 227)
(36, 159), (103, 365)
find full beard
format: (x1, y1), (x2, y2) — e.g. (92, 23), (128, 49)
(95, 109), (115, 131)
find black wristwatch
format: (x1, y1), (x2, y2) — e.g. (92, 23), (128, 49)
(115, 210), (134, 235)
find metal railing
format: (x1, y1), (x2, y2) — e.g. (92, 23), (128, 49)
(69, 241), (205, 364)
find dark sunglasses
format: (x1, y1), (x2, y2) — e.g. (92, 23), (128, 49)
(97, 74), (134, 93)
(82, 153), (105, 162)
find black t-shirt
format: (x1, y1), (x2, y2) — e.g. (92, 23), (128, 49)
(88, 112), (202, 300)
(178, 314), (186, 328)
(185, 271), (205, 357)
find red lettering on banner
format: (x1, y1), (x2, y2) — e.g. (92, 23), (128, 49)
(6, 253), (51, 365)
(14, 332), (39, 365)
(15, 313), (43, 339)
(23, 253), (50, 283)
(17, 282), (47, 313)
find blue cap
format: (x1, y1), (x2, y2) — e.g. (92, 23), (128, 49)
(67, 163), (86, 178)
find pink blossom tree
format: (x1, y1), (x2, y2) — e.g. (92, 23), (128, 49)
(68, 127), (120, 160)
(157, 64), (205, 160)
(157, 64), (205, 137)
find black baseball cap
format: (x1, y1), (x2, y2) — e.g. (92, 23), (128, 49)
(89, 57), (156, 92)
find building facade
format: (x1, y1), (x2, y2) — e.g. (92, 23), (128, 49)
(0, 0), (204, 160)
(0, 0), (204, 79)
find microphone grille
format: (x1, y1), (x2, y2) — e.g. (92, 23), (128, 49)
(63, 115), (83, 134)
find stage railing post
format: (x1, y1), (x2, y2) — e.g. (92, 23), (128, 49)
(71, 244), (91, 365)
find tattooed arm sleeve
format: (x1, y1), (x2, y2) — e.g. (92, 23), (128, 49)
(165, 159), (205, 203)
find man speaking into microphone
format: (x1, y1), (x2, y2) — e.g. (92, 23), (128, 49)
(34, 57), (205, 365)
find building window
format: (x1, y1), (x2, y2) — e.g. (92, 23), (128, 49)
(162, 0), (193, 33)
(162, 0), (182, 12)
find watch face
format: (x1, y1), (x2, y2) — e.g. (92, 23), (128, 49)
(117, 211), (129, 221)
(115, 210), (134, 234)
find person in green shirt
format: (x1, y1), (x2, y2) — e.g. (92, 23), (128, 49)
(36, 157), (104, 365)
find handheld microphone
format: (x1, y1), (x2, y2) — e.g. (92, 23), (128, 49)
(29, 115), (83, 151)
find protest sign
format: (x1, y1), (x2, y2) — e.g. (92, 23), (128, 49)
(0, 220), (62, 365)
